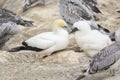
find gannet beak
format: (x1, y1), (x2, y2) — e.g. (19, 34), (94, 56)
(71, 27), (79, 33)
(63, 26), (72, 33)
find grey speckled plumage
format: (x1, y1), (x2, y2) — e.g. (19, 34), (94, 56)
(109, 26), (120, 41)
(58, 0), (101, 25)
(84, 0), (101, 13)
(0, 8), (33, 27)
(89, 42), (120, 73)
(76, 42), (120, 80)
(23, 0), (52, 12)
(58, 0), (111, 35)
(0, 8), (34, 49)
(0, 21), (19, 49)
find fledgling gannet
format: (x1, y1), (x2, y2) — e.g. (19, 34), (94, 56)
(71, 21), (112, 57)
(109, 26), (120, 41)
(58, 0), (101, 24)
(76, 42), (120, 80)
(58, 0), (110, 35)
(23, 0), (52, 12)
(0, 8), (33, 27)
(9, 19), (71, 56)
(0, 21), (19, 49)
(0, 8), (34, 49)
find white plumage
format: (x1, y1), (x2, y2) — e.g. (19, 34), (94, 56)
(9, 19), (70, 56)
(72, 21), (112, 57)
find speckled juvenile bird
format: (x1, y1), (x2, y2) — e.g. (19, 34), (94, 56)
(23, 0), (52, 12)
(76, 27), (120, 80)
(0, 8), (33, 26)
(9, 19), (71, 57)
(58, 0), (111, 35)
(0, 8), (34, 49)
(58, 0), (101, 24)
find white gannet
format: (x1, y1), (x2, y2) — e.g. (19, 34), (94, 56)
(23, 0), (52, 12)
(76, 42), (120, 80)
(9, 19), (71, 56)
(58, 0), (110, 35)
(0, 8), (34, 49)
(71, 21), (112, 57)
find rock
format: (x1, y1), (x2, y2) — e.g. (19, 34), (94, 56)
(0, 51), (14, 63)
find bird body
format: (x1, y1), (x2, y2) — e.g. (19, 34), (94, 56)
(58, 0), (94, 25)
(24, 29), (69, 53)
(23, 0), (52, 12)
(76, 30), (111, 57)
(0, 8), (33, 26)
(58, 0), (111, 35)
(0, 21), (20, 49)
(0, 8), (34, 49)
(9, 19), (70, 56)
(76, 42), (120, 80)
(89, 42), (120, 73)
(72, 21), (112, 57)
(58, 0), (101, 25)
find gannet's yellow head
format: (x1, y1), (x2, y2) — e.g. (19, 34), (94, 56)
(53, 19), (67, 28)
(53, 19), (71, 33)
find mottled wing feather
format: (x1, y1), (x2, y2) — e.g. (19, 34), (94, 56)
(89, 42), (120, 73)
(0, 8), (21, 23)
(0, 8), (33, 26)
(84, 0), (101, 13)
(59, 0), (94, 24)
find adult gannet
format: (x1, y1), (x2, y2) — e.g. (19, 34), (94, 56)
(9, 19), (71, 56)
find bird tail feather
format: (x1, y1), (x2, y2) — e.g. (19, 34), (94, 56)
(8, 46), (27, 52)
(20, 20), (34, 27)
(76, 75), (86, 80)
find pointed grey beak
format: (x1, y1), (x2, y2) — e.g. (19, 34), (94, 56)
(71, 27), (79, 33)
(63, 26), (72, 33)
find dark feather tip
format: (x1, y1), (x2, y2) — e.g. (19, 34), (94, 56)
(23, 20), (34, 27)
(76, 75), (86, 80)
(116, 10), (120, 13)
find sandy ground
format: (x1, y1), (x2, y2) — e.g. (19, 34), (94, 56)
(0, 0), (120, 80)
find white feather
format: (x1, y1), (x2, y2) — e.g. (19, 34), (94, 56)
(25, 26), (69, 54)
(73, 21), (112, 57)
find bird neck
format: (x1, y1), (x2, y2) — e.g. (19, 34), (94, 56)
(53, 27), (69, 37)
(76, 30), (91, 36)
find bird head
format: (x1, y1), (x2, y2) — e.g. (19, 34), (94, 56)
(71, 21), (91, 33)
(53, 19), (71, 33)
